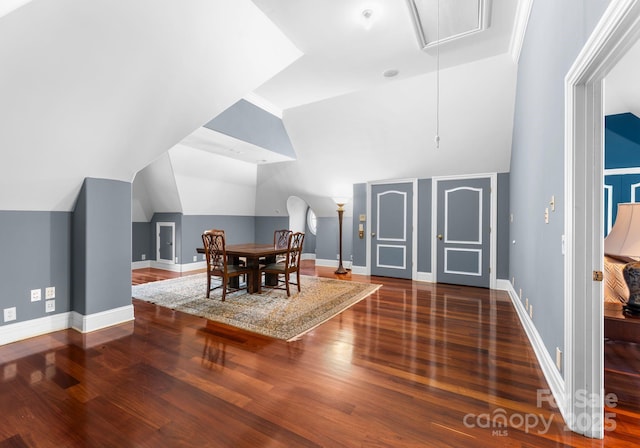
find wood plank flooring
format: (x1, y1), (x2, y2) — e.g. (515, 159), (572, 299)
(0, 262), (638, 447)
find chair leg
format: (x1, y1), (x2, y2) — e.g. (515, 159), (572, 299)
(285, 273), (290, 297)
(296, 270), (301, 292)
(222, 277), (227, 302)
(206, 273), (211, 298)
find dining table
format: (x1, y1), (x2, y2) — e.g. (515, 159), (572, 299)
(197, 243), (288, 294)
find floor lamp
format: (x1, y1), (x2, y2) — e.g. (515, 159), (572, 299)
(333, 197), (349, 274)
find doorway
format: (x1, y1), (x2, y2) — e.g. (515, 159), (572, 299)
(564, 0), (640, 438)
(156, 222), (175, 264)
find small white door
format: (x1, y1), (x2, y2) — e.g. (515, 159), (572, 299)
(157, 222), (175, 264)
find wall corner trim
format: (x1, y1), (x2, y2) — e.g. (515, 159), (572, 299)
(71, 305), (134, 333)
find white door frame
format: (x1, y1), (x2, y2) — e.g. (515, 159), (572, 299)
(365, 178), (418, 279)
(156, 222), (176, 264)
(564, 0), (640, 438)
(431, 173), (497, 290)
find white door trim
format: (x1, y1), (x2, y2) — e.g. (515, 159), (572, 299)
(366, 178), (418, 279)
(564, 0), (640, 438)
(156, 222), (176, 264)
(431, 173), (497, 289)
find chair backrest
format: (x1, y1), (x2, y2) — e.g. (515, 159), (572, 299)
(285, 232), (305, 270)
(274, 229), (292, 250)
(202, 230), (227, 274)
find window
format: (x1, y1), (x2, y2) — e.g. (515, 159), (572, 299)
(307, 208), (317, 235)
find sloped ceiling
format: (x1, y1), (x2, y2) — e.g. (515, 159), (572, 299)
(0, 0), (301, 211)
(258, 53), (517, 216)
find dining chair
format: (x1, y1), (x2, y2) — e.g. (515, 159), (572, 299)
(202, 230), (250, 301)
(273, 229), (292, 263)
(261, 232), (305, 297)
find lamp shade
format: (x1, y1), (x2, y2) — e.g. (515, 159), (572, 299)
(605, 203), (640, 258)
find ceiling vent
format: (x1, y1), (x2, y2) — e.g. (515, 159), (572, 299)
(407, 0), (490, 49)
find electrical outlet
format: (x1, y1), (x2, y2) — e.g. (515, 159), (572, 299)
(529, 304), (533, 319)
(3, 307), (16, 322)
(526, 297), (529, 309)
(45, 300), (55, 313)
(31, 288), (41, 302)
(141, 254), (146, 261)
(45, 287), (55, 299)
(519, 288), (522, 299)
(193, 255), (197, 262)
(202, 254), (206, 261)
(544, 208), (549, 224)
(556, 347), (562, 370)
(337, 254), (340, 260)
(175, 257), (178, 263)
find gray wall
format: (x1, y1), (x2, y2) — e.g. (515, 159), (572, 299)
(316, 216), (353, 263)
(73, 178), (132, 315)
(205, 99), (296, 158)
(182, 215), (256, 263)
(0, 211), (71, 324)
(352, 183), (367, 266)
(255, 216), (289, 245)
(509, 0), (608, 366)
(497, 173), (510, 279)
(417, 179), (432, 273)
(132, 222), (152, 262)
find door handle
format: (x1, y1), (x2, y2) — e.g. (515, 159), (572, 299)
(437, 234), (443, 240)
(371, 232), (376, 237)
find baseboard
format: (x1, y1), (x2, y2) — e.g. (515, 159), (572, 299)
(504, 283), (567, 420)
(415, 272), (433, 282)
(315, 258), (338, 268)
(0, 312), (72, 346)
(351, 265), (367, 275)
(301, 253), (316, 260)
(150, 261), (182, 272)
(182, 261), (206, 272)
(132, 260), (152, 269)
(71, 305), (135, 333)
(495, 279), (512, 291)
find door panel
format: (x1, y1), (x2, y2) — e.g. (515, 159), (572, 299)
(371, 182), (413, 279)
(436, 178), (490, 287)
(157, 223), (175, 263)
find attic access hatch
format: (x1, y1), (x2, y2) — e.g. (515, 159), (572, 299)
(408, 0), (490, 49)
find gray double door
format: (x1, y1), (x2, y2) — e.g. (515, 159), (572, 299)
(370, 178), (491, 288)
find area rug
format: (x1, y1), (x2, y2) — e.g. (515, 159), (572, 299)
(132, 274), (381, 341)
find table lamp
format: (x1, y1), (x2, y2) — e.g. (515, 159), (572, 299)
(604, 203), (640, 316)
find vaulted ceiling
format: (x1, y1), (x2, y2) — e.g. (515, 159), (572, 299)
(0, 0), (529, 217)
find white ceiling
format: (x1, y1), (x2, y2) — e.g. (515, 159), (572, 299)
(0, 0), (531, 217)
(605, 35), (640, 118)
(251, 0), (519, 110)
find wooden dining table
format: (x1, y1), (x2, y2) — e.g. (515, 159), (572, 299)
(197, 243), (288, 294)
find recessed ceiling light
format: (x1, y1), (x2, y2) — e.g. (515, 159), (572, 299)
(383, 69), (399, 78)
(360, 8), (374, 30)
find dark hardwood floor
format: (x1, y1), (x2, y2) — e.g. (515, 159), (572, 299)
(0, 261), (638, 447)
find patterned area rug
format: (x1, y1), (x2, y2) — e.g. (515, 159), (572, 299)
(132, 274), (382, 341)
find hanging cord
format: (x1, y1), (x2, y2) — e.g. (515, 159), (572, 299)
(435, 0), (440, 149)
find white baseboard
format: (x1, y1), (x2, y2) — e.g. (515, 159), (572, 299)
(301, 253), (316, 260)
(504, 283), (567, 420)
(495, 279), (512, 291)
(0, 312), (72, 346)
(415, 272), (433, 282)
(71, 304), (135, 333)
(316, 258), (338, 268)
(132, 260), (152, 269)
(351, 265), (368, 275)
